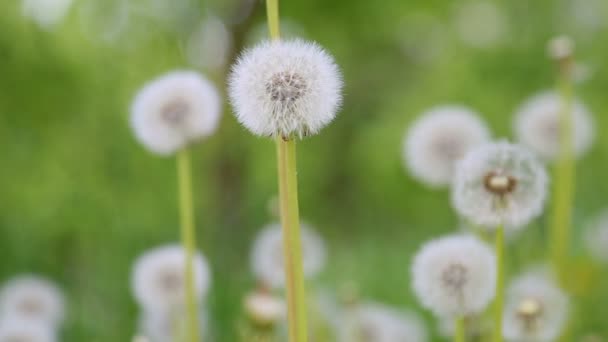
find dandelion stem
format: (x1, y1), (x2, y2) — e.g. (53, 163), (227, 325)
(266, 0), (280, 40)
(493, 225), (505, 342)
(454, 316), (466, 342)
(549, 57), (575, 280)
(177, 148), (201, 342)
(276, 137), (308, 342)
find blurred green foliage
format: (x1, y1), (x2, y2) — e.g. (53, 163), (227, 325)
(1, 0), (608, 340)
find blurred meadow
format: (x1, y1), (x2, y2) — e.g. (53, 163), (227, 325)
(1, 0), (608, 340)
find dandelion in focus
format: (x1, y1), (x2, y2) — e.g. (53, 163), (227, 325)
(403, 106), (490, 187)
(0, 276), (65, 327)
(514, 91), (594, 161)
(503, 272), (568, 341)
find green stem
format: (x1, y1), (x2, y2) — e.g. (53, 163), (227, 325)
(276, 137), (308, 342)
(177, 148), (201, 342)
(549, 58), (575, 280)
(266, 0), (280, 40)
(493, 225), (505, 342)
(454, 316), (466, 342)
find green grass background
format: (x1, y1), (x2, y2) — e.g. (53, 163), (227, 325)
(1, 0), (608, 340)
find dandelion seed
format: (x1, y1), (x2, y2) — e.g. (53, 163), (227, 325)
(0, 276), (65, 326)
(131, 244), (211, 314)
(584, 210), (608, 263)
(130, 71), (222, 156)
(244, 288), (286, 326)
(228, 39), (343, 138)
(0, 317), (56, 342)
(339, 302), (427, 342)
(503, 272), (568, 341)
(452, 141), (548, 229)
(411, 235), (496, 317)
(514, 91), (594, 161)
(250, 223), (326, 289)
(404, 106), (490, 187)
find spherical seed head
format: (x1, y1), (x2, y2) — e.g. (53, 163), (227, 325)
(228, 39), (343, 138)
(0, 275), (65, 326)
(339, 302), (427, 342)
(503, 272), (568, 341)
(584, 210), (608, 263)
(452, 141), (548, 229)
(411, 235), (496, 317)
(404, 106), (491, 187)
(131, 244), (211, 314)
(130, 70), (222, 156)
(22, 0), (73, 30)
(514, 91), (594, 161)
(0, 317), (57, 342)
(244, 289), (286, 326)
(547, 35), (574, 60)
(250, 222), (326, 289)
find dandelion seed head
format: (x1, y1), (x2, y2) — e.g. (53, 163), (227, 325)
(411, 235), (496, 317)
(547, 35), (574, 60)
(137, 309), (208, 342)
(131, 244), (211, 314)
(244, 289), (286, 326)
(228, 39), (343, 138)
(452, 141), (548, 229)
(130, 71), (222, 156)
(514, 91), (594, 161)
(0, 276), (65, 326)
(404, 106), (490, 187)
(339, 302), (427, 342)
(584, 210), (608, 263)
(250, 222), (326, 289)
(0, 317), (56, 342)
(453, 1), (508, 49)
(22, 0), (73, 30)
(503, 272), (568, 341)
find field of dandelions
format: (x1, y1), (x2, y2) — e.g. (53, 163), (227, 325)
(2, 0), (608, 341)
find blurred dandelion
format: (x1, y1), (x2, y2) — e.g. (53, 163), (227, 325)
(514, 91), (594, 161)
(412, 234), (496, 317)
(584, 210), (608, 263)
(228, 39), (343, 138)
(137, 309), (209, 342)
(22, 0), (73, 30)
(503, 272), (568, 341)
(403, 106), (490, 187)
(130, 71), (222, 156)
(131, 244), (211, 315)
(250, 223), (327, 290)
(186, 16), (233, 71)
(244, 288), (286, 327)
(453, 1), (508, 49)
(0, 317), (56, 342)
(0, 276), (65, 327)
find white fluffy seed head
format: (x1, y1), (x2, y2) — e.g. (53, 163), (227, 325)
(547, 35), (574, 60)
(0, 317), (56, 342)
(228, 39), (343, 138)
(452, 141), (548, 229)
(137, 309), (208, 342)
(404, 106), (491, 187)
(514, 91), (594, 161)
(22, 0), (73, 30)
(411, 234), (496, 317)
(130, 71), (222, 156)
(131, 244), (211, 314)
(244, 289), (286, 326)
(250, 222), (326, 289)
(503, 272), (568, 341)
(339, 302), (428, 342)
(0, 275), (65, 326)
(584, 210), (608, 263)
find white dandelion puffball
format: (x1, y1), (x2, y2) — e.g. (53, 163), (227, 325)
(503, 272), (568, 341)
(131, 244), (211, 314)
(404, 106), (491, 187)
(228, 39), (343, 138)
(514, 91), (594, 161)
(130, 71), (222, 156)
(452, 141), (548, 228)
(244, 289), (286, 326)
(250, 222), (327, 289)
(547, 36), (574, 60)
(137, 309), (208, 342)
(584, 210), (608, 263)
(411, 234), (496, 317)
(0, 317), (56, 342)
(0, 276), (65, 326)
(186, 16), (232, 71)
(22, 0), (73, 30)
(339, 302), (427, 342)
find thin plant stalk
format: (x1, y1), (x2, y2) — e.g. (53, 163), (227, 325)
(454, 316), (466, 342)
(549, 57), (575, 279)
(276, 137), (308, 342)
(493, 225), (505, 342)
(177, 147), (202, 342)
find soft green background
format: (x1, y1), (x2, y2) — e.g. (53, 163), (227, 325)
(1, 0), (607, 340)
